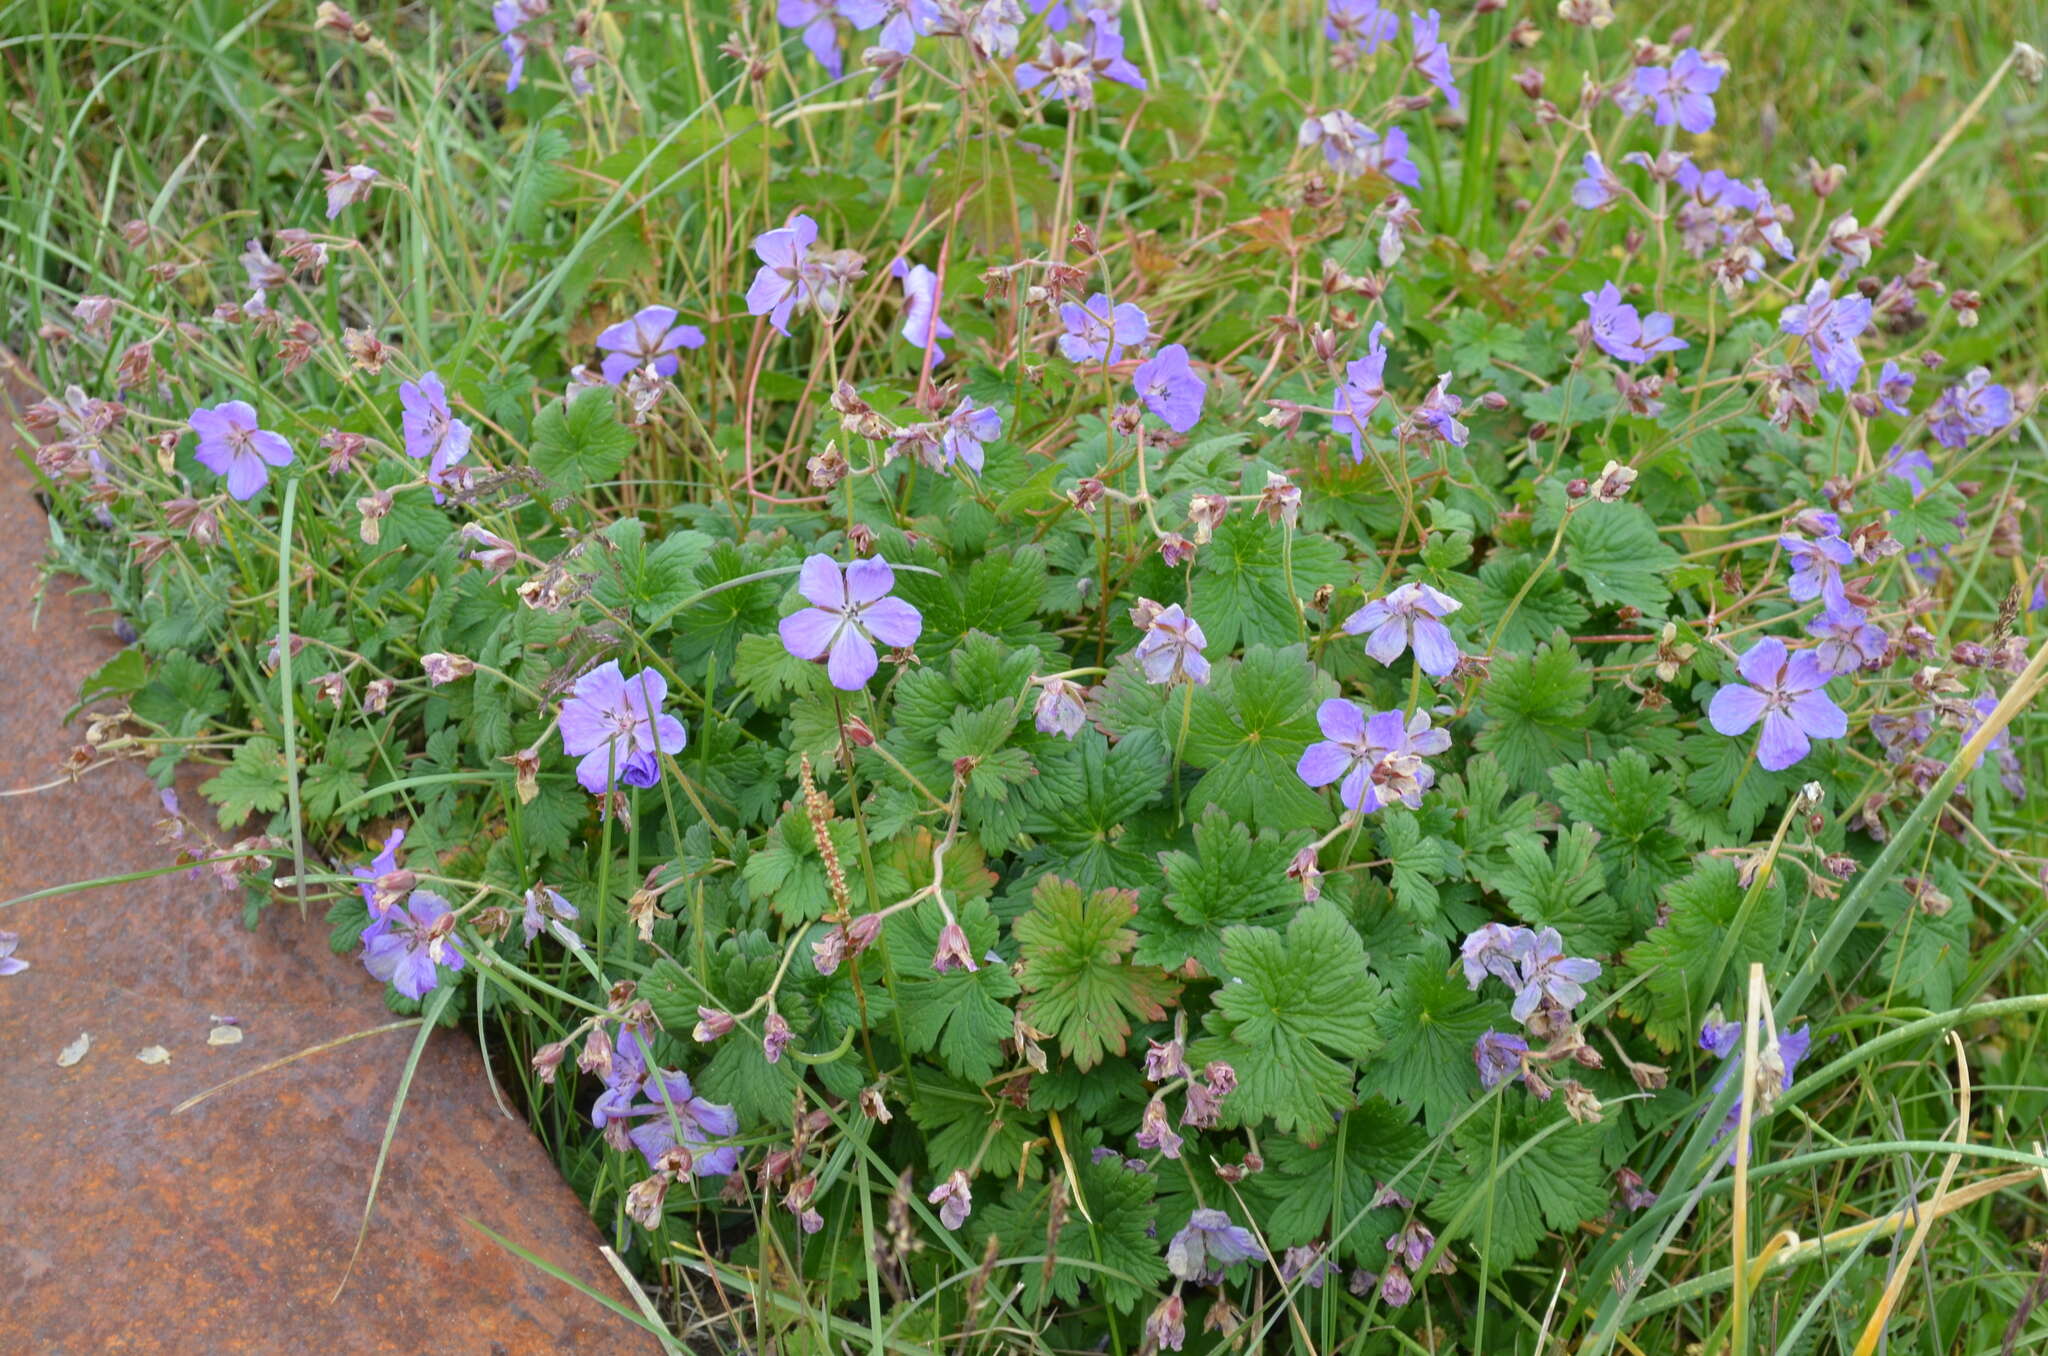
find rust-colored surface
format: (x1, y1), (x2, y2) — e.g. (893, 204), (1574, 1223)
(0, 356), (650, 1353)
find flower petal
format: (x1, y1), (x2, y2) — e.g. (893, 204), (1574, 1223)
(1707, 683), (1768, 736)
(844, 556), (897, 606)
(778, 607), (841, 661)
(796, 554), (847, 610)
(1756, 710), (1811, 771)
(859, 596), (923, 648)
(826, 625), (879, 690)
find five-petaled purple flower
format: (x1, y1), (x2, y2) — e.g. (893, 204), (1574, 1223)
(1583, 282), (1687, 364)
(939, 396), (1001, 472)
(360, 889), (467, 1000)
(1700, 1014), (1812, 1143)
(1132, 344), (1207, 432)
(1572, 151), (1623, 210)
(1166, 1208), (1266, 1282)
(596, 306), (706, 385)
(1928, 367), (2014, 448)
(1409, 374), (1469, 448)
(1876, 360), (1915, 416)
(1407, 9), (1460, 110)
(779, 554), (924, 690)
(1779, 281), (1872, 393)
(399, 371), (472, 493)
(189, 400), (294, 501)
(746, 213), (861, 336)
(1634, 48), (1724, 134)
(1324, 0), (1397, 50)
(1058, 292), (1149, 364)
(1330, 323), (1389, 461)
(1708, 636), (1848, 771)
(892, 260), (952, 362)
(522, 884), (582, 947)
(353, 825), (408, 920)
(1132, 602), (1210, 685)
(1296, 699), (1451, 815)
(1473, 1030), (1528, 1089)
(589, 1023), (742, 1172)
(1511, 926), (1600, 1022)
(1780, 532), (1855, 609)
(1297, 112), (1420, 187)
(1016, 9), (1145, 107)
(1807, 603), (1886, 675)
(559, 660), (689, 794)
(1343, 581), (1463, 676)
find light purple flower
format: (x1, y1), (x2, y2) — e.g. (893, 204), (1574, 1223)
(745, 214), (860, 336)
(892, 260), (953, 362)
(521, 884), (581, 946)
(1461, 922), (1533, 990)
(1295, 699), (1450, 815)
(1166, 1208), (1266, 1281)
(1807, 604), (1886, 675)
(1409, 374), (1469, 448)
(939, 395), (1001, 472)
(778, 0), (848, 75)
(1635, 48), (1724, 134)
(1015, 9), (1145, 107)
(779, 554), (924, 690)
(1583, 282), (1687, 364)
(493, 1), (544, 90)
(0, 931), (28, 977)
(625, 1068), (742, 1172)
(1474, 1029), (1528, 1089)
(360, 889), (467, 1000)
(1886, 446), (1935, 496)
(1511, 926), (1600, 1022)
(189, 400), (294, 501)
(1407, 9), (1459, 110)
(1296, 112), (1420, 187)
(1342, 581), (1463, 676)
(1572, 152), (1622, 210)
(1780, 533), (1855, 609)
(1323, 0), (1397, 50)
(859, 0), (939, 52)
(1703, 1017), (1811, 1143)
(1779, 281), (1872, 393)
(1034, 677), (1089, 737)
(323, 164), (378, 219)
(399, 371), (472, 489)
(1330, 323), (1388, 461)
(1132, 344), (1207, 432)
(1057, 292), (1149, 364)
(596, 306), (706, 385)
(1133, 603), (1209, 686)
(1708, 636), (1848, 772)
(928, 1170), (973, 1229)
(558, 660), (689, 794)
(1928, 367), (2014, 448)
(1876, 360), (1915, 416)
(352, 826), (408, 920)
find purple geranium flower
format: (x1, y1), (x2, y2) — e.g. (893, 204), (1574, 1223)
(1780, 532), (1855, 608)
(1511, 926), (1600, 1022)
(559, 660), (689, 794)
(1780, 281), (1872, 393)
(1330, 323), (1389, 461)
(1708, 636), (1848, 771)
(745, 214), (860, 336)
(1635, 48), (1724, 134)
(1461, 922), (1533, 990)
(622, 1069), (743, 1172)
(1342, 580), (1463, 676)
(1409, 374), (1469, 448)
(1928, 367), (2014, 448)
(1876, 360), (1915, 416)
(494, 1), (544, 90)
(189, 400), (294, 501)
(1323, 0), (1397, 49)
(596, 306), (706, 385)
(1583, 282), (1687, 364)
(1295, 699), (1451, 815)
(1407, 9), (1459, 110)
(399, 371), (472, 492)
(1701, 1015), (1812, 1143)
(1132, 343), (1207, 432)
(1572, 152), (1623, 210)
(0, 931), (29, 977)
(778, 0), (849, 74)
(521, 884), (582, 946)
(1133, 603), (1210, 686)
(352, 825), (407, 920)
(1807, 603), (1886, 675)
(1166, 1208), (1266, 1282)
(1057, 292), (1149, 364)
(1297, 112), (1420, 186)
(1886, 446), (1934, 496)
(778, 555), (924, 690)
(1015, 9), (1145, 107)
(323, 163), (378, 219)
(892, 260), (953, 362)
(1474, 1030), (1528, 1089)
(938, 395), (1001, 472)
(360, 889), (467, 1000)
